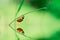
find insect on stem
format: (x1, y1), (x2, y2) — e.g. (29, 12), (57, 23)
(14, 0), (24, 40)
(9, 7), (47, 28)
(9, 7), (47, 40)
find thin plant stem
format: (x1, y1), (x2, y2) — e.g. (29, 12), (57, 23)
(14, 0), (24, 40)
(9, 7), (46, 26)
(9, 7), (47, 40)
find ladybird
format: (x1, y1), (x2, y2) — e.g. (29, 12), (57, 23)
(17, 28), (24, 34)
(17, 16), (24, 22)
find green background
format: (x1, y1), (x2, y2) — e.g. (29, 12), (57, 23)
(0, 0), (60, 40)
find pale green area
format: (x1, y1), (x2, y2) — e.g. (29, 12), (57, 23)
(0, 0), (60, 40)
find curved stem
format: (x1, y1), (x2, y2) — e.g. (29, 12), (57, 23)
(9, 7), (47, 26)
(14, 0), (24, 40)
(9, 7), (47, 40)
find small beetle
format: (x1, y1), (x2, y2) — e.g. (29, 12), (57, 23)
(17, 28), (24, 34)
(17, 16), (24, 22)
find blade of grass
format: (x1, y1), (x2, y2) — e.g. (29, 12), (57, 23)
(9, 7), (47, 26)
(14, 0), (24, 40)
(9, 7), (47, 40)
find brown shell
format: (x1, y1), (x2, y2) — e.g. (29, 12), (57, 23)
(17, 28), (24, 33)
(17, 16), (24, 22)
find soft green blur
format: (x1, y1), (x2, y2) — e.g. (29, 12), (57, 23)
(0, 0), (60, 40)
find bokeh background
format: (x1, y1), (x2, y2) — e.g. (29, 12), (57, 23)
(0, 0), (60, 40)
